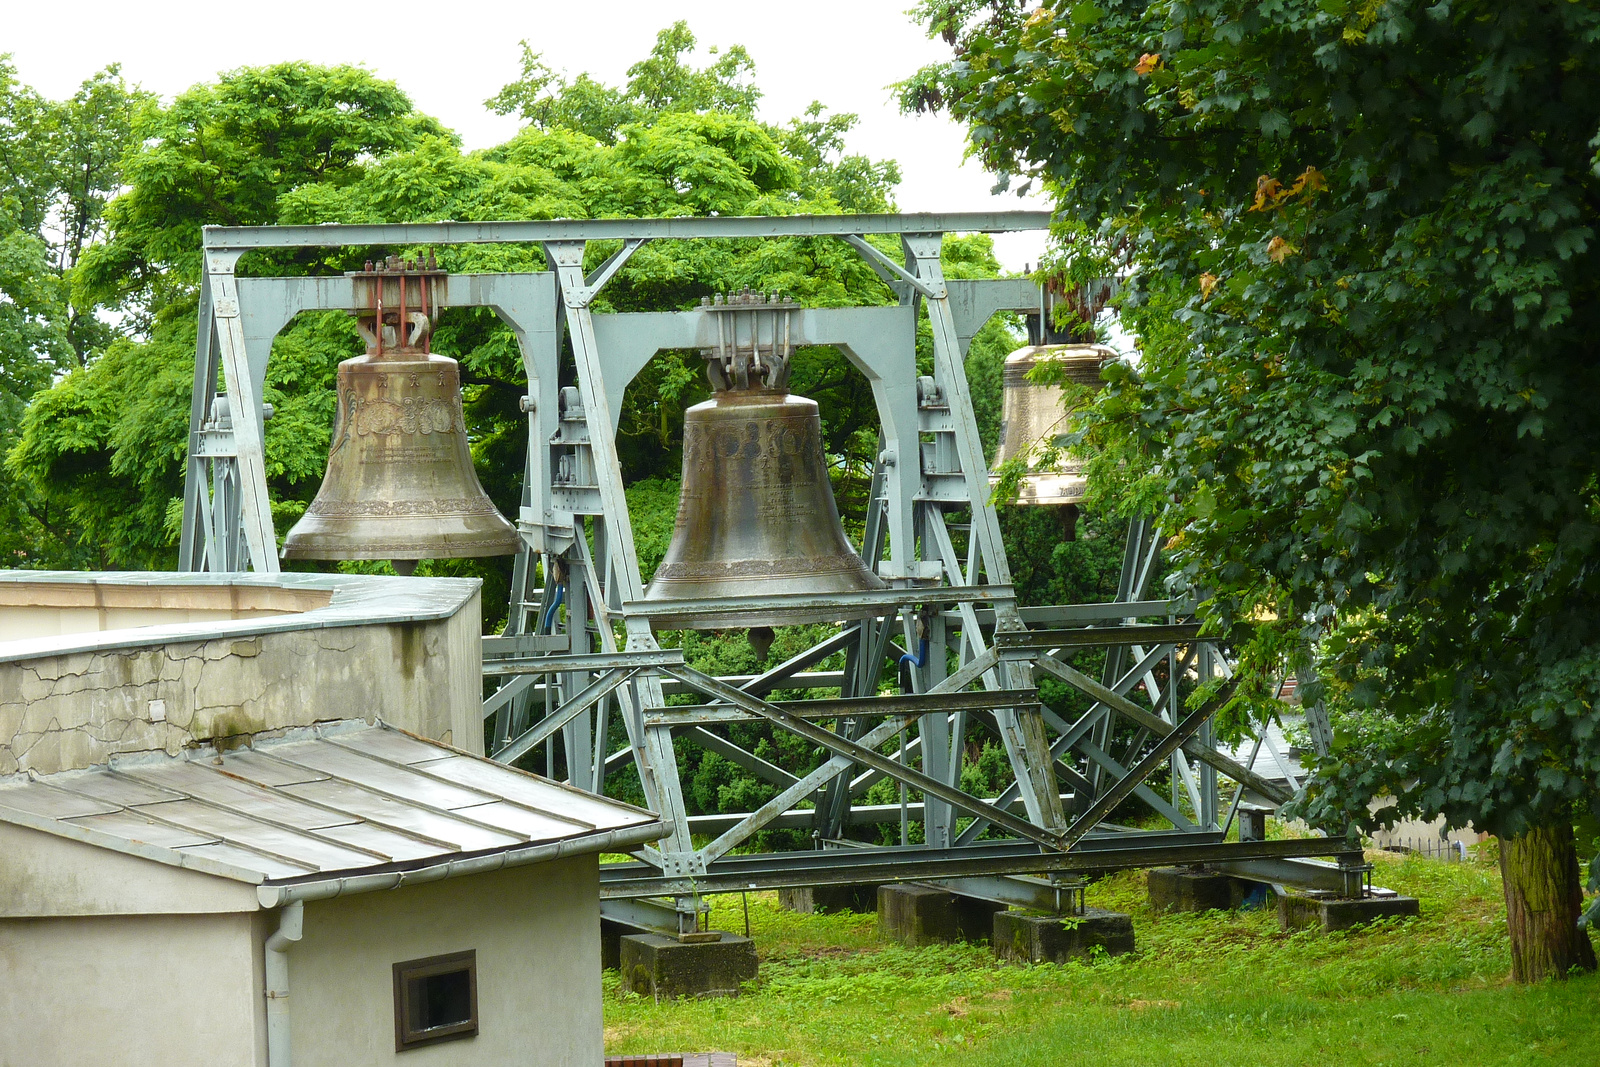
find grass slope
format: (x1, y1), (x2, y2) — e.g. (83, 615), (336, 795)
(604, 850), (1600, 1066)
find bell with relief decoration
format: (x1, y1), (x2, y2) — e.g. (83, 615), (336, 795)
(643, 289), (884, 628)
(991, 343), (1112, 507)
(282, 256), (520, 567)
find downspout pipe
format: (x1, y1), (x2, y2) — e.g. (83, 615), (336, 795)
(264, 900), (304, 1067)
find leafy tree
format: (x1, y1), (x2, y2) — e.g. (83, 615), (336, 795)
(906, 0), (1600, 978)
(486, 22), (760, 142)
(10, 63), (437, 569)
(0, 58), (145, 567)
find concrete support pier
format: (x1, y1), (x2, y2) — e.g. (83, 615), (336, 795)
(993, 907), (1136, 963)
(618, 933), (759, 998)
(1277, 891), (1420, 932)
(877, 884), (1004, 945)
(778, 884), (879, 914)
(1148, 866), (1256, 912)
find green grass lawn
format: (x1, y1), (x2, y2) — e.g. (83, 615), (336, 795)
(603, 850), (1600, 1066)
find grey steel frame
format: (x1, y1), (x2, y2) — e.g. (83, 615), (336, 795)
(179, 213), (1354, 929)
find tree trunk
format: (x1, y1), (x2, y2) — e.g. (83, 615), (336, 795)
(1498, 821), (1598, 982)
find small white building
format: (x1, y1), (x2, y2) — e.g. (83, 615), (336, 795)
(0, 719), (662, 1066)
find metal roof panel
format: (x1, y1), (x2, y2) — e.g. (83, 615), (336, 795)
(0, 721), (661, 889)
(278, 779), (524, 852)
(0, 783), (118, 820)
(66, 809), (218, 850)
(268, 744), (494, 810)
(119, 762), (357, 831)
(420, 756), (652, 829)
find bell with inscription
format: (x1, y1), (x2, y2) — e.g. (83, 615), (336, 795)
(991, 343), (1113, 507)
(644, 290), (883, 627)
(282, 256), (520, 568)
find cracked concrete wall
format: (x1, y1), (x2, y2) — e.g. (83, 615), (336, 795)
(0, 591), (483, 776)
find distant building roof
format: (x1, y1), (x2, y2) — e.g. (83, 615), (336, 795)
(0, 570), (482, 666)
(0, 720), (662, 905)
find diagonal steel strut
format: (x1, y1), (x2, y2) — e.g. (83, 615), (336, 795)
(1059, 677), (1241, 849)
(664, 664), (1070, 852)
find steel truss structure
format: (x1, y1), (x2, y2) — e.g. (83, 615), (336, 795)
(181, 214), (1360, 932)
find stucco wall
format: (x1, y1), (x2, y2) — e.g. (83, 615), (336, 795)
(0, 587), (483, 776)
(0, 822), (258, 918)
(291, 856), (602, 1067)
(0, 911), (262, 1067)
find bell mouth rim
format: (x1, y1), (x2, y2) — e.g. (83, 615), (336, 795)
(342, 352), (461, 366)
(281, 544), (521, 561)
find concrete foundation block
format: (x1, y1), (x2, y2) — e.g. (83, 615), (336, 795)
(601, 919), (628, 971)
(1148, 867), (1255, 913)
(619, 932), (758, 998)
(993, 907), (1136, 963)
(778, 884), (878, 914)
(877, 883), (1004, 946)
(1278, 892), (1420, 932)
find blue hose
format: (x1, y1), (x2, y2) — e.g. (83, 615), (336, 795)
(541, 584), (566, 633)
(899, 637), (929, 670)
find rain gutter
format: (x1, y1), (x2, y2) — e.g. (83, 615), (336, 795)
(254, 821), (667, 908)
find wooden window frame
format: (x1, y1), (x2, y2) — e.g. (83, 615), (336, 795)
(392, 949), (478, 1051)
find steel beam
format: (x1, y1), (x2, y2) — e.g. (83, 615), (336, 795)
(598, 836), (1363, 898)
(644, 688), (1038, 726)
(1209, 857), (1353, 893)
(995, 623), (1204, 649)
(201, 212), (1055, 250)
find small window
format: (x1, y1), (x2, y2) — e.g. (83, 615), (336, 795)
(393, 950), (478, 1051)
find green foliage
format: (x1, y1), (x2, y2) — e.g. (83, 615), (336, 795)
(605, 854), (1600, 1065)
(7, 33), (907, 574)
(0, 57), (145, 567)
(78, 62), (438, 306)
(486, 22), (759, 143)
(907, 1), (1600, 857)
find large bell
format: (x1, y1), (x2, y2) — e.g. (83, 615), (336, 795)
(991, 343), (1112, 506)
(644, 290), (883, 628)
(282, 257), (520, 565)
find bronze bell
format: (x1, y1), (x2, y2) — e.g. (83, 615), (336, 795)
(282, 257), (520, 566)
(991, 343), (1113, 506)
(644, 289), (883, 628)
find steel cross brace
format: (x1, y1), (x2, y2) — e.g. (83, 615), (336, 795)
(1035, 653), (1291, 805)
(663, 664), (1070, 853)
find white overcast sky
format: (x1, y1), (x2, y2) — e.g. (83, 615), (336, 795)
(4, 0), (1054, 270)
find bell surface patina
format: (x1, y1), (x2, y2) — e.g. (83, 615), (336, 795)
(992, 343), (1113, 506)
(644, 290), (882, 627)
(282, 258), (519, 565)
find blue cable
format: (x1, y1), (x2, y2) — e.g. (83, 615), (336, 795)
(541, 584), (566, 633)
(899, 637), (929, 670)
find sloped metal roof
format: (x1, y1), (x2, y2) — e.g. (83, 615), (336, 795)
(0, 720), (662, 891)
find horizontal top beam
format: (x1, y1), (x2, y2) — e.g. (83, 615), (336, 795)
(201, 212), (1056, 251)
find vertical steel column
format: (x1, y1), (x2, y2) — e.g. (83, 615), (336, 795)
(543, 240), (698, 876)
(562, 533), (594, 792)
(920, 508), (954, 847)
(1198, 642), (1219, 828)
(903, 233), (1063, 831)
(200, 249), (277, 573)
(179, 271), (220, 571)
